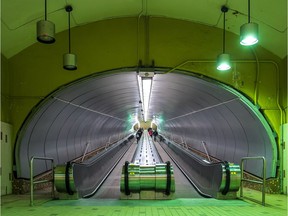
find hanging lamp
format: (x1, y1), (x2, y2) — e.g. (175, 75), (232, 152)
(240, 0), (259, 46)
(217, 6), (231, 71)
(37, 0), (55, 44)
(63, 5), (77, 70)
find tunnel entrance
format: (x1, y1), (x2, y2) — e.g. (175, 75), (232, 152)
(14, 69), (277, 185)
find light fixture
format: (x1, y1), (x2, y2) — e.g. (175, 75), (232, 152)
(63, 5), (77, 70)
(240, 0), (259, 46)
(37, 0), (55, 43)
(217, 53), (231, 71)
(137, 72), (154, 122)
(217, 6), (231, 71)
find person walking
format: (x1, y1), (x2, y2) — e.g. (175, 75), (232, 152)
(136, 129), (142, 143)
(153, 130), (158, 141)
(148, 128), (153, 138)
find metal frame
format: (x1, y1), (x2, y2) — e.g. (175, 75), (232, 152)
(240, 156), (266, 206)
(201, 141), (211, 162)
(81, 142), (90, 162)
(30, 156), (55, 206)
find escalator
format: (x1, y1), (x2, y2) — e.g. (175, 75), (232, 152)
(54, 131), (241, 200)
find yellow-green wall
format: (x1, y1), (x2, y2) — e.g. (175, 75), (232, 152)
(1, 55), (14, 195)
(3, 17), (287, 149)
(1, 55), (11, 123)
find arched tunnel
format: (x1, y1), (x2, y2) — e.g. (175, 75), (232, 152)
(1, 1), (287, 214)
(15, 69), (277, 187)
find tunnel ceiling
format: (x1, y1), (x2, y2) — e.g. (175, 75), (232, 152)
(16, 70), (277, 179)
(2, 0), (287, 59)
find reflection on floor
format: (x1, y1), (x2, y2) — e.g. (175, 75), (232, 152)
(1, 187), (287, 216)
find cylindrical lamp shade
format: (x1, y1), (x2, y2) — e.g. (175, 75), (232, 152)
(37, 20), (55, 44)
(217, 53), (231, 71)
(240, 22), (258, 46)
(63, 53), (77, 70)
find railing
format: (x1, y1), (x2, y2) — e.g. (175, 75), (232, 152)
(179, 136), (188, 149)
(30, 156), (55, 206)
(170, 135), (187, 149)
(240, 156), (266, 206)
(105, 135), (124, 149)
(201, 141), (211, 162)
(81, 142), (90, 162)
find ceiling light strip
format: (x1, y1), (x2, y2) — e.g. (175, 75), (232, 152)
(138, 72), (154, 122)
(142, 78), (152, 122)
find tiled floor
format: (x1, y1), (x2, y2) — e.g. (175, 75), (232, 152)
(1, 188), (287, 216)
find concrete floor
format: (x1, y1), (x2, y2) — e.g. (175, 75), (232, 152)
(1, 188), (287, 216)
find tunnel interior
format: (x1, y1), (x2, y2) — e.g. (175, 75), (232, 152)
(15, 69), (277, 180)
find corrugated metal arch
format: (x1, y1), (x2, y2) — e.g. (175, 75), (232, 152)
(15, 69), (277, 179)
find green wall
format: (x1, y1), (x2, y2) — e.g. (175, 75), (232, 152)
(1, 55), (11, 123)
(1, 55), (13, 195)
(3, 17), (287, 151)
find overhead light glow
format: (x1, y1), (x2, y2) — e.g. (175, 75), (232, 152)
(240, 0), (259, 46)
(138, 72), (154, 122)
(138, 75), (143, 105)
(240, 23), (259, 46)
(134, 114), (140, 128)
(217, 53), (231, 71)
(216, 6), (231, 71)
(142, 78), (152, 122)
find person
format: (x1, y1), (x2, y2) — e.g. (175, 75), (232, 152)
(136, 132), (140, 143)
(153, 130), (158, 141)
(148, 128), (153, 138)
(136, 129), (142, 143)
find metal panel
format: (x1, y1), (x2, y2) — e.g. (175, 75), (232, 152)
(154, 73), (277, 178)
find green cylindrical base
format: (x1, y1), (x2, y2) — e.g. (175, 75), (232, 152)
(120, 162), (175, 195)
(54, 164), (76, 194)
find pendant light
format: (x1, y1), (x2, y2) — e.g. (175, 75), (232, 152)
(240, 0), (259, 46)
(217, 6), (231, 71)
(37, 0), (55, 44)
(63, 5), (77, 70)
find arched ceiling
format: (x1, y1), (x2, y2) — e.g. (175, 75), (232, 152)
(2, 0), (287, 59)
(16, 71), (277, 179)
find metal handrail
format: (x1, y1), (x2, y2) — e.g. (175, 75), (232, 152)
(179, 136), (188, 149)
(201, 141), (211, 162)
(81, 142), (90, 162)
(106, 136), (124, 149)
(240, 156), (266, 206)
(30, 156), (55, 206)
